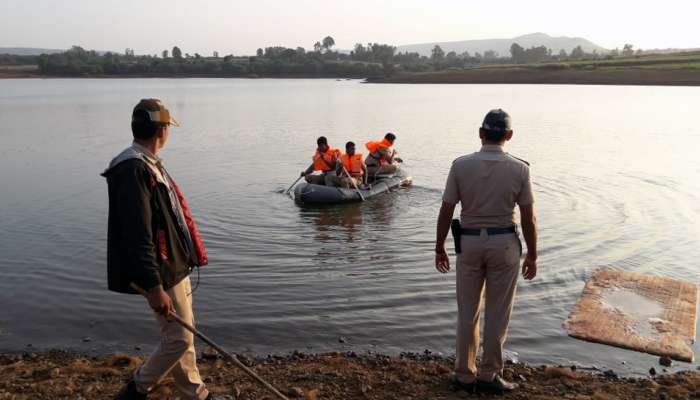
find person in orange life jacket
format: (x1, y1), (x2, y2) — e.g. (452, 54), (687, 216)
(336, 141), (368, 189)
(301, 136), (341, 186)
(364, 132), (403, 177)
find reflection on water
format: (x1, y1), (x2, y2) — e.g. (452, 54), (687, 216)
(300, 204), (365, 243)
(0, 79), (699, 375)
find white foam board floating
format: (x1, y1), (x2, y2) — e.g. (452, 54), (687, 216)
(564, 269), (698, 362)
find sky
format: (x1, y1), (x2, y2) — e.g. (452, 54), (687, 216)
(1, 0), (699, 55)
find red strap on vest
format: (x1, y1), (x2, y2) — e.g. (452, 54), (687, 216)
(169, 179), (208, 267)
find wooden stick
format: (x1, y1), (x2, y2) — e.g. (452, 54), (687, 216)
(284, 175), (303, 195)
(340, 165), (365, 201)
(130, 283), (290, 400)
(285, 163), (314, 195)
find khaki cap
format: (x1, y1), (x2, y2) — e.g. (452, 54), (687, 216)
(132, 98), (179, 127)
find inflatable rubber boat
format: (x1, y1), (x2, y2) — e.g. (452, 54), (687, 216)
(293, 173), (412, 204)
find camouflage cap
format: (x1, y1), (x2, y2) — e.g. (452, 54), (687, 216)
(132, 98), (179, 127)
(481, 109), (511, 132)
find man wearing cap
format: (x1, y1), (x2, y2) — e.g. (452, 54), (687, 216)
(103, 99), (219, 400)
(434, 109), (538, 394)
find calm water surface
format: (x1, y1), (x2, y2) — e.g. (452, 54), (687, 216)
(0, 79), (699, 375)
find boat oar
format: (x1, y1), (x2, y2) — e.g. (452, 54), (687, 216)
(341, 165), (365, 201)
(130, 283), (290, 400)
(284, 176), (303, 195)
(284, 163), (313, 195)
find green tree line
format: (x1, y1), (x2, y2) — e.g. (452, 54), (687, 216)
(1, 35), (646, 77)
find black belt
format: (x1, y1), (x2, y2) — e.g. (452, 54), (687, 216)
(450, 220), (517, 254)
(459, 226), (516, 236)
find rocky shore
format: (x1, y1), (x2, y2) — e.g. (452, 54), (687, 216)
(1, 350), (699, 399)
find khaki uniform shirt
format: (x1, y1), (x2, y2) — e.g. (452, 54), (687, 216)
(442, 144), (534, 228)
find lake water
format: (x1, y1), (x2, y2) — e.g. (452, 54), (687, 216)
(0, 79), (699, 375)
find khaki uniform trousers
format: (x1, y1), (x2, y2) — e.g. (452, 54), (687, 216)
(305, 173), (339, 187)
(134, 277), (209, 400)
(454, 231), (521, 383)
(340, 176), (361, 189)
(367, 164), (398, 176)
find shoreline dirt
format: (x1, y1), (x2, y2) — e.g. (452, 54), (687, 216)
(0, 65), (40, 78)
(1, 350), (699, 399)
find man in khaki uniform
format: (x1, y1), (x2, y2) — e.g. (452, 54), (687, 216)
(434, 109), (538, 394)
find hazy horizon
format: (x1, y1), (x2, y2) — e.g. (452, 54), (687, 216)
(1, 0), (699, 56)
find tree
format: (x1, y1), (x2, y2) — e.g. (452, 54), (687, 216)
(162, 50), (169, 59)
(124, 48), (135, 57)
(445, 51), (459, 67)
(622, 44), (634, 57)
(313, 41), (322, 53)
(256, 48), (263, 57)
(570, 45), (585, 59)
(431, 45), (444, 61)
(483, 50), (498, 60)
(558, 49), (567, 59)
(172, 46), (182, 59)
(352, 43), (368, 61)
(368, 43), (396, 73)
(526, 46), (549, 62)
(431, 45), (445, 69)
(510, 43), (525, 63)
(322, 36), (335, 52)
(213, 51), (219, 58)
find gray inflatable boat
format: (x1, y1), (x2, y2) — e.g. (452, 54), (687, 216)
(294, 173), (412, 204)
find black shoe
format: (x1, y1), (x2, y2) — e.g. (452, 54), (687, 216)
(206, 394), (233, 400)
(452, 378), (477, 393)
(113, 380), (147, 400)
(477, 376), (518, 394)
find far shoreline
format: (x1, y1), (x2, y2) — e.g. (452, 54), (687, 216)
(367, 67), (700, 86)
(4, 69), (700, 87)
(0, 67), (367, 81)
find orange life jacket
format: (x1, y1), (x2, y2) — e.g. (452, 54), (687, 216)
(341, 153), (363, 177)
(312, 148), (340, 171)
(365, 138), (393, 164)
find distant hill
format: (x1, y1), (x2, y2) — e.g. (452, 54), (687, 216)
(0, 47), (64, 56)
(397, 33), (608, 57)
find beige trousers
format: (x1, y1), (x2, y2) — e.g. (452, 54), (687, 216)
(134, 277), (209, 400)
(454, 231), (521, 383)
(340, 176), (361, 188)
(324, 175), (344, 187)
(367, 164), (398, 176)
(305, 173), (339, 186)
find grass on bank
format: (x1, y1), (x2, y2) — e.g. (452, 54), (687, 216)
(466, 51), (700, 72)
